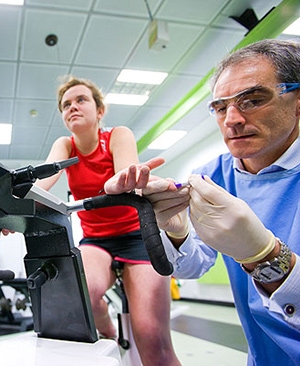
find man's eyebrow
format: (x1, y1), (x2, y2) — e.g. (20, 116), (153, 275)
(214, 85), (264, 101)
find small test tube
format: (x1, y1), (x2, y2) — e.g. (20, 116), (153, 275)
(174, 182), (190, 189)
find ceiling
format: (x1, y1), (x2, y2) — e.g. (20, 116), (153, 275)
(0, 0), (299, 179)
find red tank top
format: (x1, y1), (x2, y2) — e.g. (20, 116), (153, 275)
(66, 128), (140, 238)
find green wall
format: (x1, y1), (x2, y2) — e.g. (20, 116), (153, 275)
(137, 0), (300, 153)
(198, 254), (229, 285)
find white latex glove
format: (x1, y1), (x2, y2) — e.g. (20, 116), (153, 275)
(188, 174), (275, 263)
(142, 179), (190, 238)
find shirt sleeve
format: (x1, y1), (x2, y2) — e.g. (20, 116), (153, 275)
(161, 225), (217, 279)
(254, 254), (300, 329)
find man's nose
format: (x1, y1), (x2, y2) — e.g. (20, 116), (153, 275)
(223, 104), (246, 126)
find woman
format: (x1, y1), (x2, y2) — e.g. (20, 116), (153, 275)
(36, 75), (181, 366)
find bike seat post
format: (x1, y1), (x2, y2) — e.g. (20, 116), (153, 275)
(111, 260), (128, 313)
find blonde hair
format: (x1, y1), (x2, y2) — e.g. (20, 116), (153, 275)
(57, 75), (106, 113)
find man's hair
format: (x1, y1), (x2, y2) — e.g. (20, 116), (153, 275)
(211, 39), (300, 89)
(57, 75), (106, 113)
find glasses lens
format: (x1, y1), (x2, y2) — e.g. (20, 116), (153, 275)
(208, 100), (226, 116)
(208, 87), (274, 117)
(237, 88), (274, 112)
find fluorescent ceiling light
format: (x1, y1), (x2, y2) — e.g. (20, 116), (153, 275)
(0, 124), (12, 145)
(148, 130), (187, 150)
(105, 93), (149, 106)
(0, 0), (24, 5)
(117, 69), (168, 85)
(282, 17), (300, 35)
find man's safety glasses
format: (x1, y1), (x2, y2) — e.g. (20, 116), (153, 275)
(208, 82), (300, 118)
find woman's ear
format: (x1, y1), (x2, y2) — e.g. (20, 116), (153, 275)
(97, 106), (105, 120)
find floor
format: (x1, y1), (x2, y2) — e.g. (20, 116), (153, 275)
(106, 284), (248, 366)
(170, 300), (248, 366)
(0, 288), (248, 365)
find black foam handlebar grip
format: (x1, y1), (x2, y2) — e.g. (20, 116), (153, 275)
(83, 193), (173, 276)
(12, 157), (80, 187)
(0, 270), (15, 281)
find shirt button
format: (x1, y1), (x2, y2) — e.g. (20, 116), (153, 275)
(284, 304), (295, 317)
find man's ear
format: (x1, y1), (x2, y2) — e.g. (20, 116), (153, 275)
(290, 86), (300, 119)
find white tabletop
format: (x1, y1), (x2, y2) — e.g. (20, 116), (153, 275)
(0, 332), (122, 366)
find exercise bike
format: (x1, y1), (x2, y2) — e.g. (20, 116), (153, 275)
(0, 158), (173, 364)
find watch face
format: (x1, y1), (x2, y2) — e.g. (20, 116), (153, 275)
(241, 241), (292, 284)
(255, 263), (285, 283)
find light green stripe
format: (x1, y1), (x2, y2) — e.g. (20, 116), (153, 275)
(137, 0), (300, 153)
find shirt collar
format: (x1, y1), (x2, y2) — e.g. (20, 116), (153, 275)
(234, 136), (300, 174)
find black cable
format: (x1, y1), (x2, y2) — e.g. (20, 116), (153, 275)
(144, 0), (153, 21)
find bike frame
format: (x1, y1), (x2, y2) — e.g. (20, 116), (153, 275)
(0, 159), (172, 350)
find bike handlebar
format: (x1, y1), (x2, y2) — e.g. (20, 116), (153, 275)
(11, 157), (79, 187)
(2, 157), (174, 276)
(83, 194), (173, 276)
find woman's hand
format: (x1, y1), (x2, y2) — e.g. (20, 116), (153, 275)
(104, 157), (164, 194)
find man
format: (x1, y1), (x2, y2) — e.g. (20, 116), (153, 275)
(105, 39), (300, 366)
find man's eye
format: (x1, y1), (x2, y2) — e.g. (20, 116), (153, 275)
(78, 97), (85, 103)
(240, 97), (265, 109)
(215, 104), (227, 114)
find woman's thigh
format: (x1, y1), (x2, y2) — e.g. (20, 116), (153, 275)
(79, 245), (116, 296)
(122, 264), (171, 328)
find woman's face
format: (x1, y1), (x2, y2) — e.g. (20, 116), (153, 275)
(60, 84), (103, 133)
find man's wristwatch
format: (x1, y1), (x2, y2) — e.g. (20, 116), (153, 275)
(241, 239), (292, 283)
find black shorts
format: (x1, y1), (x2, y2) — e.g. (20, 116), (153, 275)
(79, 230), (150, 263)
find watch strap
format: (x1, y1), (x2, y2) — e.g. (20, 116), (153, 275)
(241, 239), (292, 283)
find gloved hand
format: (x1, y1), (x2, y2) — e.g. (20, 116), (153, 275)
(165, 212), (190, 240)
(188, 174), (275, 263)
(142, 179), (190, 239)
